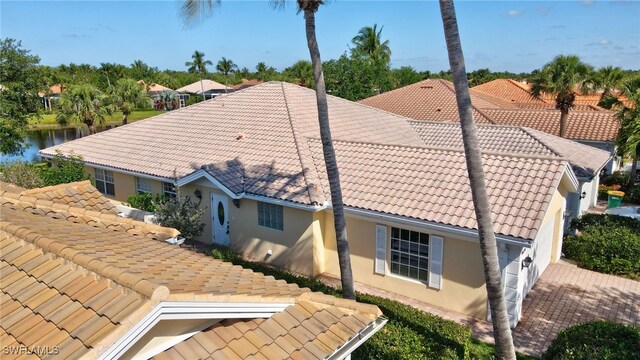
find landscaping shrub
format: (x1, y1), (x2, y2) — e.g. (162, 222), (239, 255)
(154, 194), (205, 241)
(0, 151), (90, 189)
(0, 160), (45, 189)
(597, 184), (621, 201)
(542, 321), (640, 360)
(564, 224), (640, 278)
(600, 171), (631, 187)
(125, 192), (158, 212)
(625, 184), (640, 204)
(569, 213), (640, 234)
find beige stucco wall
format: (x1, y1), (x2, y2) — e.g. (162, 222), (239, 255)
(84, 166), (165, 202)
(321, 212), (488, 318)
(543, 186), (568, 264)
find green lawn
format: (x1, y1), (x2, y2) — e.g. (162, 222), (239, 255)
(29, 110), (165, 128)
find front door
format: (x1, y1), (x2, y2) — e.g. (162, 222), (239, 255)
(211, 193), (229, 246)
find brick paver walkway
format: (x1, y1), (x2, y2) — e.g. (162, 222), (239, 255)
(318, 260), (639, 357)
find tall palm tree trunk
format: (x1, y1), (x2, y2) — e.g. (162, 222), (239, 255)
(560, 109), (569, 138)
(439, 1), (516, 359)
(304, 8), (356, 300)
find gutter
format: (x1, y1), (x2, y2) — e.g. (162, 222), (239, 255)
(327, 316), (388, 360)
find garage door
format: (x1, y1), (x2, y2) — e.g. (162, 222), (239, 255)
(525, 219), (554, 296)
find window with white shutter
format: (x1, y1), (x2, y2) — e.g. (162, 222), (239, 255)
(429, 235), (444, 289)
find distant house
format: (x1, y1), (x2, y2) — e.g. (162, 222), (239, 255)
(138, 80), (181, 110)
(176, 79), (232, 106)
(0, 180), (384, 359)
(232, 78), (263, 91)
(42, 82), (592, 327)
(360, 79), (620, 173)
(38, 84), (63, 110)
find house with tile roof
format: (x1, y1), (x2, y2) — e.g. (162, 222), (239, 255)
(0, 181), (385, 359)
(360, 78), (620, 174)
(41, 82), (583, 327)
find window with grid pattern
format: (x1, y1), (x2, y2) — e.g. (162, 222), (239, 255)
(390, 227), (429, 282)
(136, 177), (152, 194)
(94, 169), (115, 196)
(163, 182), (176, 198)
(257, 201), (283, 231)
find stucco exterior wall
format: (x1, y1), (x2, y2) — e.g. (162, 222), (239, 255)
(321, 212), (488, 318)
(83, 166), (165, 202)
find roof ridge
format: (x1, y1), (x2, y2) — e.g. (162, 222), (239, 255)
(0, 222), (170, 302)
(307, 137), (568, 162)
(280, 83), (324, 205)
(518, 127), (562, 157)
(441, 80), (499, 124)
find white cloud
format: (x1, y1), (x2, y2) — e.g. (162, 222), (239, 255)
(507, 10), (522, 16)
(587, 39), (612, 46)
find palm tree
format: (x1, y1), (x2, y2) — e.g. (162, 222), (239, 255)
(185, 50), (213, 101)
(109, 78), (150, 125)
(180, 0), (356, 300)
(216, 57), (238, 93)
(284, 60), (314, 88)
(529, 55), (594, 138)
(351, 24), (392, 66)
(615, 76), (640, 187)
(56, 84), (112, 134)
(439, 1), (516, 359)
(593, 66), (625, 109)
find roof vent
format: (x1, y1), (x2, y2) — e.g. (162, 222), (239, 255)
(420, 85), (434, 89)
(236, 133), (245, 141)
(436, 109), (442, 112)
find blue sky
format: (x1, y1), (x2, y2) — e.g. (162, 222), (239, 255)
(2, 0), (639, 73)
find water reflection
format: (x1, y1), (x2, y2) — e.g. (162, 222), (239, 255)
(0, 126), (116, 163)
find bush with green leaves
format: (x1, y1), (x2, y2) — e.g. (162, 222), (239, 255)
(564, 217), (640, 278)
(570, 213), (640, 234)
(153, 194), (205, 241)
(542, 321), (640, 360)
(600, 171), (631, 188)
(0, 151), (90, 189)
(125, 192), (164, 212)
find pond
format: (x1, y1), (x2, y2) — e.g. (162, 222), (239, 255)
(0, 126), (117, 163)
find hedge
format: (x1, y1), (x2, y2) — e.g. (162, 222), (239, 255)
(208, 248), (537, 360)
(565, 215), (640, 278)
(542, 321), (640, 360)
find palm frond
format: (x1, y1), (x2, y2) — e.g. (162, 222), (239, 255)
(180, 0), (221, 28)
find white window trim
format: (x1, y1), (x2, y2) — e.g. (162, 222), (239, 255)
(95, 168), (115, 196)
(388, 226), (430, 284)
(162, 182), (176, 197)
(257, 201), (284, 231)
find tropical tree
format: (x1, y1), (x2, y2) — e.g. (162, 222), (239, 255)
(180, 0), (356, 299)
(56, 84), (112, 134)
(109, 78), (150, 125)
(615, 76), (640, 186)
(216, 57), (238, 92)
(99, 62), (127, 90)
(391, 66), (424, 88)
(592, 66), (626, 109)
(0, 38), (43, 155)
(255, 61), (277, 81)
(529, 55), (594, 138)
(130, 60), (157, 82)
(284, 60), (314, 88)
(439, 1), (516, 359)
(186, 50), (213, 101)
(351, 24), (392, 66)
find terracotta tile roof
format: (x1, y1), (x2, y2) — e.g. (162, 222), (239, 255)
(408, 121), (611, 179)
(42, 82), (424, 205)
(1, 182), (384, 358)
(358, 79), (504, 123)
(483, 109), (619, 141)
(232, 79), (263, 91)
(156, 293), (381, 360)
(360, 79), (619, 142)
(17, 180), (119, 214)
(307, 139), (569, 240)
(513, 102), (602, 111)
(472, 79), (547, 105)
(138, 80), (173, 92)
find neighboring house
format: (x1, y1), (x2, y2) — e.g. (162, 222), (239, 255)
(177, 79), (233, 103)
(359, 79), (620, 173)
(38, 84), (63, 110)
(232, 79), (263, 91)
(409, 121), (611, 231)
(138, 80), (181, 110)
(0, 181), (385, 359)
(42, 82), (580, 327)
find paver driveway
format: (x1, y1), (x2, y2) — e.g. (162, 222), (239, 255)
(512, 260), (639, 355)
(319, 259), (639, 357)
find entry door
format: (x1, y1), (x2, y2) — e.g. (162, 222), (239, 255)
(211, 193), (229, 246)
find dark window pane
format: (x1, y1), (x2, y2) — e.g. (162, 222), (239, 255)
(420, 245), (429, 257)
(410, 243), (419, 254)
(391, 239), (399, 250)
(420, 233), (429, 244)
(391, 227), (399, 239)
(419, 269), (429, 281)
(95, 181), (105, 194)
(401, 229), (410, 240)
(400, 265), (409, 276)
(409, 255), (419, 267)
(105, 183), (115, 196)
(419, 258), (429, 270)
(400, 241), (409, 253)
(391, 262), (399, 274)
(400, 253), (409, 264)
(410, 231), (419, 243)
(391, 252), (399, 262)
(409, 267), (418, 279)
